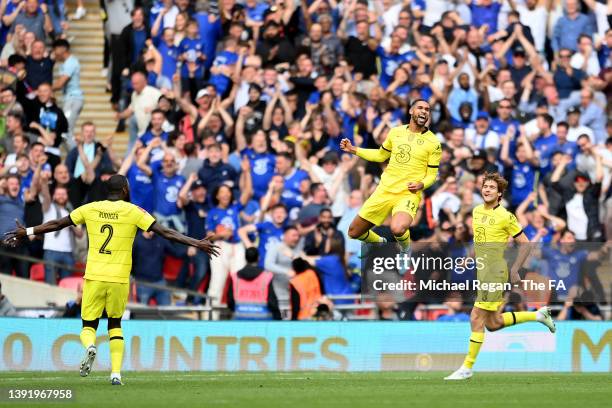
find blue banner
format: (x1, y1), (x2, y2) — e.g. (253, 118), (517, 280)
(0, 318), (610, 372)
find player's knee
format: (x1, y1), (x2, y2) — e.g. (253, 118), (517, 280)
(348, 224), (362, 240)
(108, 317), (122, 330)
(390, 224), (408, 237)
(82, 319), (99, 330)
(485, 322), (502, 332)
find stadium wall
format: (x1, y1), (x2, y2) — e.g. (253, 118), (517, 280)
(0, 319), (611, 372)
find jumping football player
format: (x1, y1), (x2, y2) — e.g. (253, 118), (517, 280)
(3, 175), (219, 385)
(445, 172), (556, 380)
(340, 99), (441, 270)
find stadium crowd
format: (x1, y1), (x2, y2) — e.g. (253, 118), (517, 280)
(0, 0), (610, 321)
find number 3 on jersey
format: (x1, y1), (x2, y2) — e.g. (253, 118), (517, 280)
(395, 144), (411, 164)
(99, 224), (113, 254)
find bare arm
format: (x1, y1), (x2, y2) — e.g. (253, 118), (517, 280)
(150, 222), (220, 256)
(510, 232), (531, 282)
(2, 216), (74, 246)
(238, 224), (257, 248)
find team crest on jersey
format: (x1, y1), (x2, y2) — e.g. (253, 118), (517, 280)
(417, 138), (424, 145)
(489, 218), (495, 225)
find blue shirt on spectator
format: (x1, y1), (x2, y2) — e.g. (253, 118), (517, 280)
(509, 162), (536, 207)
(158, 42), (179, 82)
(315, 255), (354, 303)
(241, 148), (276, 200)
(524, 224), (554, 243)
(198, 159), (239, 196)
(139, 131), (169, 163)
(127, 164), (154, 213)
(206, 203), (243, 243)
(254, 221), (284, 267)
(553, 141), (578, 161)
(376, 46), (415, 88)
(179, 37), (205, 78)
(194, 12), (223, 70)
(132, 232), (186, 282)
(541, 246), (588, 298)
(448, 87), (478, 123)
(0, 195), (24, 235)
(470, 2), (502, 33)
(151, 161), (185, 216)
(552, 13), (594, 52)
(209, 50), (239, 96)
(184, 201), (208, 239)
(553, 67), (586, 99)
(534, 133), (558, 175)
(132, 28), (147, 64)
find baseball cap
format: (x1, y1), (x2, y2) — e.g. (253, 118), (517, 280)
(567, 106), (581, 115)
(191, 179), (205, 191)
(196, 88), (210, 99)
(471, 149), (487, 160)
(320, 151), (339, 165)
(476, 111), (490, 120)
(513, 47), (526, 56)
(574, 173), (590, 183)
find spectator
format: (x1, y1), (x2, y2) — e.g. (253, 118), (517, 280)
(448, 73), (478, 124)
(303, 207), (344, 256)
(576, 88), (607, 144)
(25, 39), (53, 89)
(40, 176), (82, 285)
(137, 150), (185, 231)
(116, 71), (162, 149)
(11, 0), (52, 41)
(51, 39), (83, 145)
(0, 174), (27, 277)
(132, 230), (185, 306)
(176, 175), (208, 302)
(553, 49), (586, 100)
(516, 193), (566, 243)
(197, 142), (238, 196)
(465, 112), (499, 151)
(227, 247), (281, 320)
(238, 203), (287, 268)
(206, 158), (252, 318)
(304, 235), (354, 303)
(264, 225), (304, 303)
(289, 257), (324, 320)
(575, 134), (612, 191)
(551, 0), (594, 54)
(0, 281), (17, 316)
(551, 155), (603, 241)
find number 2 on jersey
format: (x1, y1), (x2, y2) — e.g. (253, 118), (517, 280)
(99, 224), (113, 254)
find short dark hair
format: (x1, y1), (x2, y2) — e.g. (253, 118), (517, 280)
(105, 174), (128, 195)
(52, 39), (70, 50)
(245, 247), (259, 263)
(537, 113), (554, 128)
(309, 182), (323, 196)
(8, 54), (26, 67)
(319, 208), (332, 216)
(577, 134), (591, 143)
(556, 121), (569, 130)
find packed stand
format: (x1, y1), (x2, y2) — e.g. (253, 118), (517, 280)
(0, 0), (610, 320)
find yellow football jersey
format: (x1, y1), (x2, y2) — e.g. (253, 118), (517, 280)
(380, 125), (442, 193)
(70, 200), (156, 283)
(472, 203), (523, 269)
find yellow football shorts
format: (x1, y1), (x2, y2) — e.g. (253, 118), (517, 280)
(473, 260), (507, 312)
(81, 279), (129, 321)
(358, 186), (421, 226)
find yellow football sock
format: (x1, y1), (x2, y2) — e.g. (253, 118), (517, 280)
(394, 228), (411, 250)
(80, 327), (97, 349)
(357, 230), (385, 243)
(463, 332), (485, 369)
(108, 328), (124, 374)
(502, 311), (537, 327)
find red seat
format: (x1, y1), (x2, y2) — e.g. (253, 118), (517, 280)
(58, 276), (83, 291)
(163, 256), (183, 281)
(72, 262), (86, 276)
(30, 263), (45, 282)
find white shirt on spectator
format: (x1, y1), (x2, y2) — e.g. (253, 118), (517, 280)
(423, 0), (452, 27)
(565, 194), (588, 240)
(567, 125), (594, 143)
(130, 85), (162, 136)
(570, 52), (601, 77)
(517, 4), (548, 53)
(431, 191), (461, 222)
(465, 128), (500, 151)
(576, 148), (612, 191)
(382, 2), (403, 40)
(310, 164), (349, 218)
(43, 205), (72, 253)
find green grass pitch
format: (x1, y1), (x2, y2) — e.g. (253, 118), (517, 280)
(1, 371), (611, 408)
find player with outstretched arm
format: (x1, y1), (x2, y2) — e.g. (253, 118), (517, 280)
(340, 99), (441, 272)
(2, 175), (219, 385)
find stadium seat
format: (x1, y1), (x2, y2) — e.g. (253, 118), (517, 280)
(72, 262), (86, 276)
(58, 276), (83, 291)
(30, 263), (45, 282)
(163, 256), (183, 282)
